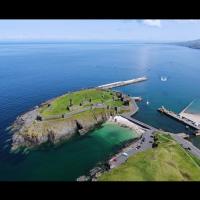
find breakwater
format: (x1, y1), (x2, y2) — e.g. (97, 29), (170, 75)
(97, 76), (147, 89)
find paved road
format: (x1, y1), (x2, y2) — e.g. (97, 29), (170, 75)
(109, 129), (200, 169)
(170, 133), (200, 159)
(123, 116), (200, 158)
(109, 129), (155, 169)
(108, 115), (157, 169)
(108, 114), (200, 171)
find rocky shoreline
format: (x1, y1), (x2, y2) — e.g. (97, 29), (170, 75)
(10, 107), (111, 152)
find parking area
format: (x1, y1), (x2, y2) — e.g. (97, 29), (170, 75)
(109, 129), (155, 169)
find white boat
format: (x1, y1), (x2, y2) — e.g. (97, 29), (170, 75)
(161, 76), (167, 81)
(146, 100), (149, 105)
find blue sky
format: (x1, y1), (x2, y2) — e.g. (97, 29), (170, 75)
(0, 20), (200, 42)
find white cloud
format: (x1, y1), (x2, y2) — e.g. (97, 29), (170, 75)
(175, 19), (200, 23)
(142, 20), (161, 27)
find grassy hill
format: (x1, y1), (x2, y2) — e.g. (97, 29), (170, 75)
(98, 132), (200, 181)
(39, 89), (124, 117)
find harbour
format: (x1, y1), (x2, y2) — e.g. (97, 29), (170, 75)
(77, 113), (200, 181)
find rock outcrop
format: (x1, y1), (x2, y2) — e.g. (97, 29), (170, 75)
(11, 108), (112, 151)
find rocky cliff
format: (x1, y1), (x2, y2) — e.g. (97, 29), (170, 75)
(11, 107), (113, 151)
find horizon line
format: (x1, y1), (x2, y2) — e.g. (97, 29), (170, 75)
(0, 39), (184, 43)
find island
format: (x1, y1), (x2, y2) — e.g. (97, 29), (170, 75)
(10, 88), (137, 151)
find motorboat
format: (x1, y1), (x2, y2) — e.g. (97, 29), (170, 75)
(161, 76), (167, 81)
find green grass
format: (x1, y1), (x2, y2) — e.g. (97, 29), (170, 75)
(98, 132), (200, 181)
(39, 89), (124, 117)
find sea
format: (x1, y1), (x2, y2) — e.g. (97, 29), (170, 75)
(1, 41), (200, 180)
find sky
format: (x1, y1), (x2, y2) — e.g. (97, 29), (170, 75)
(0, 20), (200, 42)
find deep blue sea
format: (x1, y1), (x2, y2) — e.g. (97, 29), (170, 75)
(1, 41), (200, 180)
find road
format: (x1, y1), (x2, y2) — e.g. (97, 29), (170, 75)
(109, 129), (155, 169)
(109, 129), (200, 169)
(170, 133), (200, 159)
(125, 116), (200, 159)
(108, 115), (157, 169)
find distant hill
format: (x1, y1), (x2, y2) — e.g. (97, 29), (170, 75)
(175, 39), (200, 49)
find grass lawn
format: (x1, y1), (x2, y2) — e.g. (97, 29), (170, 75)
(39, 89), (123, 117)
(98, 132), (200, 181)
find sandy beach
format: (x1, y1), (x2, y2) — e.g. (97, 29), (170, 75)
(108, 115), (145, 137)
(180, 112), (200, 125)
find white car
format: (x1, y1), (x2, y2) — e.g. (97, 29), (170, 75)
(122, 152), (128, 157)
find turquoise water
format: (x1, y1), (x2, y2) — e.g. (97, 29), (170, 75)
(0, 123), (136, 181)
(1, 41), (200, 180)
(183, 99), (200, 115)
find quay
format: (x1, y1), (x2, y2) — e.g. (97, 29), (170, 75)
(121, 114), (157, 131)
(97, 76), (147, 89)
(158, 106), (200, 130)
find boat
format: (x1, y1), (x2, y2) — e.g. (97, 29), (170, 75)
(161, 76), (167, 81)
(146, 100), (149, 105)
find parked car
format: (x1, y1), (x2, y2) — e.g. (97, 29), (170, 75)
(122, 152), (128, 157)
(136, 145), (141, 149)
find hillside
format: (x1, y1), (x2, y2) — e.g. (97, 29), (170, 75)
(98, 132), (200, 181)
(175, 39), (200, 49)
